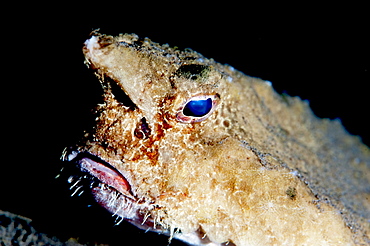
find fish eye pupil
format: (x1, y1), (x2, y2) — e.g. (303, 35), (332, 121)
(183, 98), (213, 117)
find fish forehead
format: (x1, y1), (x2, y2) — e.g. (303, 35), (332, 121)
(83, 33), (225, 96)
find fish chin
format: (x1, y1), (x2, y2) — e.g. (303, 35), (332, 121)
(91, 184), (142, 224)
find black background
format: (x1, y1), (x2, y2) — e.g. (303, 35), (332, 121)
(2, 5), (369, 245)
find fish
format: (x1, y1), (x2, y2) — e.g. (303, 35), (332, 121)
(61, 31), (370, 245)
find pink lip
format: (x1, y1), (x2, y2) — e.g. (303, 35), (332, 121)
(79, 157), (132, 197)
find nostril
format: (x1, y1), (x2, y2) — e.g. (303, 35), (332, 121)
(134, 117), (151, 139)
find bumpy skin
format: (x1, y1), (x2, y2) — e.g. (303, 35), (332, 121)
(66, 32), (370, 245)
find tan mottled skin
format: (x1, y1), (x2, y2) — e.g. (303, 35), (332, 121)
(66, 32), (370, 245)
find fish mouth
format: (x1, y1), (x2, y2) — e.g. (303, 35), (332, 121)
(61, 150), (148, 224)
(76, 153), (133, 198)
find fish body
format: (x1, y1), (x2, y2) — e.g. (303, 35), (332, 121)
(63, 32), (370, 245)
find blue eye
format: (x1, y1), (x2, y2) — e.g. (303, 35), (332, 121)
(183, 98), (213, 117)
(176, 94), (220, 123)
